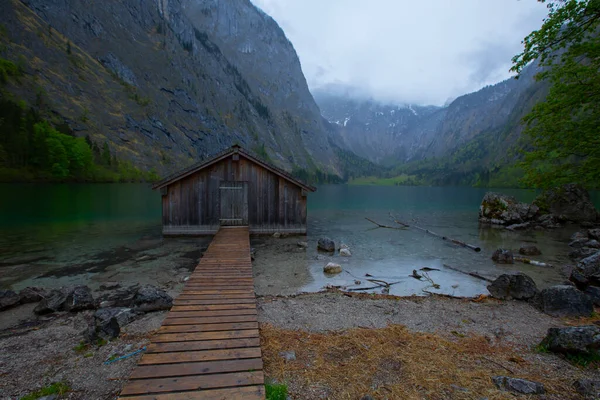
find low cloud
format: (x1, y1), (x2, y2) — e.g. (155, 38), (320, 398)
(252, 0), (547, 106)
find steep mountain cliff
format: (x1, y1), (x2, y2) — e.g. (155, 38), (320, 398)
(0, 0), (338, 176)
(316, 62), (549, 184)
(314, 92), (443, 164)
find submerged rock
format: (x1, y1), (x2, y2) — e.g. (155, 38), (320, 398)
(535, 285), (593, 317)
(533, 184), (599, 223)
(487, 274), (538, 300)
(18, 287), (47, 304)
(542, 325), (600, 355)
(491, 249), (514, 264)
(317, 237), (335, 252)
(519, 245), (541, 256)
(339, 248), (352, 257)
(297, 241), (308, 249)
(99, 282), (121, 291)
(324, 263), (342, 275)
(132, 285), (173, 312)
(0, 290), (20, 311)
(492, 376), (544, 395)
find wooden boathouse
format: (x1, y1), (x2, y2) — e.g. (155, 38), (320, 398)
(152, 145), (316, 235)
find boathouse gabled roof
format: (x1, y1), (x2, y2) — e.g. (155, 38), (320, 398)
(152, 145), (317, 192)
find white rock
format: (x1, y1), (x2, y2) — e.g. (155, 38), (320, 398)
(339, 248), (352, 257)
(324, 263), (342, 275)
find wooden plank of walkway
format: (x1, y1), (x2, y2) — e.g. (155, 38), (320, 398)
(119, 226), (265, 400)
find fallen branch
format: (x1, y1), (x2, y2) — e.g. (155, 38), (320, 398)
(422, 272), (440, 289)
(421, 289), (465, 299)
(365, 217), (405, 230)
(481, 356), (515, 374)
(514, 256), (552, 268)
(367, 278), (392, 286)
(410, 269), (422, 280)
(442, 264), (494, 283)
(390, 213), (481, 252)
(348, 285), (385, 291)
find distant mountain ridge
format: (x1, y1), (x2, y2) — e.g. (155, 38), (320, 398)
(315, 61), (549, 183)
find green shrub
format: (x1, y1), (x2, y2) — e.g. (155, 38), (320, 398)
(20, 382), (70, 400)
(265, 382), (288, 400)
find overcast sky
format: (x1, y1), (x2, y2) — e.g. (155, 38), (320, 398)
(251, 0), (548, 106)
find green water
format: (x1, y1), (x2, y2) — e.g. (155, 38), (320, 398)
(1, 184), (598, 295)
(0, 184), (161, 263)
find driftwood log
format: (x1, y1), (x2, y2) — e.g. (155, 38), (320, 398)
(442, 263), (494, 283)
(365, 217), (405, 230)
(390, 214), (481, 252)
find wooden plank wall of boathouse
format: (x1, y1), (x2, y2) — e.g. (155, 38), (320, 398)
(161, 154), (307, 235)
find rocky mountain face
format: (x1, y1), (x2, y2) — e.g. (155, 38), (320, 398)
(315, 92), (444, 164)
(316, 62), (547, 172)
(1, 0), (338, 175)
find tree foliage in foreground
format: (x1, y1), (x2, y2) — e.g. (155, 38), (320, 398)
(513, 0), (600, 188)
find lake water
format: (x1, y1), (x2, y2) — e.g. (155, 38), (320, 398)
(1, 184), (598, 296)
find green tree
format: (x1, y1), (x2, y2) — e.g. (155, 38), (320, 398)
(513, 0), (600, 188)
(101, 141), (111, 166)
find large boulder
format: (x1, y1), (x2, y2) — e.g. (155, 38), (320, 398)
(487, 274), (538, 300)
(584, 286), (600, 307)
(63, 286), (95, 312)
(317, 237), (335, 252)
(535, 285), (593, 317)
(18, 287), (47, 304)
(533, 184), (599, 223)
(569, 247), (598, 261)
(0, 290), (20, 311)
(479, 193), (539, 226)
(132, 285), (173, 312)
(34, 288), (70, 315)
(541, 325), (600, 355)
(589, 229), (600, 241)
(492, 376), (544, 395)
(89, 307), (140, 341)
(97, 285), (138, 308)
(578, 251), (600, 277)
(574, 379), (600, 399)
(491, 249), (514, 264)
(34, 286), (95, 314)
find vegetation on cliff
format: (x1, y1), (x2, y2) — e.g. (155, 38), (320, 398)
(0, 96), (158, 183)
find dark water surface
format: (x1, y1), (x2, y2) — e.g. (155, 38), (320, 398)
(1, 184), (598, 296)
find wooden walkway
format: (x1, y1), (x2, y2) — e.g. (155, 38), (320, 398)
(119, 226), (265, 400)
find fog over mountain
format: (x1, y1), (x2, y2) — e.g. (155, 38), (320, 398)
(252, 0), (548, 106)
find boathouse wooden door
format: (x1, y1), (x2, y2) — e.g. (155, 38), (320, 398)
(219, 181), (248, 226)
